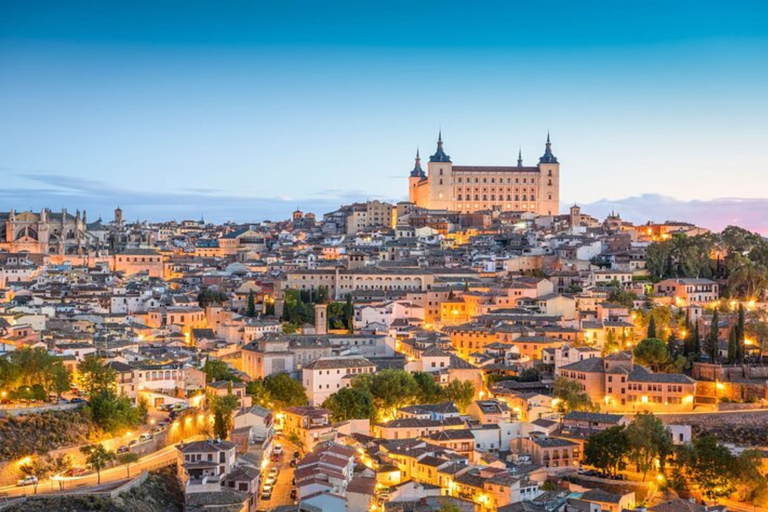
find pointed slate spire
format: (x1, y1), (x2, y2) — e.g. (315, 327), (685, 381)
(430, 130), (451, 162)
(539, 131), (558, 164)
(517, 148), (523, 167)
(410, 148), (426, 178)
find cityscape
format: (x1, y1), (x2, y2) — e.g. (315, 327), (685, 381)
(2, 2), (768, 512)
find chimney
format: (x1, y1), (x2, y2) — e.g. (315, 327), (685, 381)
(315, 303), (328, 335)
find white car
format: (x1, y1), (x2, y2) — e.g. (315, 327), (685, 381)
(273, 443), (283, 455)
(17, 476), (38, 487)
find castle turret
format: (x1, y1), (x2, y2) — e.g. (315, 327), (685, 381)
(537, 132), (561, 216)
(426, 131), (453, 210)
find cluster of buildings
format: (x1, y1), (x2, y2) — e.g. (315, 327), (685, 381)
(0, 138), (760, 511)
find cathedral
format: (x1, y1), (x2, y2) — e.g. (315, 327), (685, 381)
(408, 133), (561, 216)
(0, 207), (131, 256)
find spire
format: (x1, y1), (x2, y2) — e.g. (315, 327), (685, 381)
(517, 148), (523, 167)
(430, 130), (451, 163)
(539, 131), (558, 164)
(410, 147), (426, 178)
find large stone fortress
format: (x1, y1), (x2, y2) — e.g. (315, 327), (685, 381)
(408, 132), (560, 215)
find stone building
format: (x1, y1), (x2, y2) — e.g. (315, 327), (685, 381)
(408, 132), (561, 216)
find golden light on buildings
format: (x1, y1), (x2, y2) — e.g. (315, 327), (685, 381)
(17, 456), (32, 467)
(641, 395), (648, 403)
(716, 382), (725, 390)
(744, 338), (755, 346)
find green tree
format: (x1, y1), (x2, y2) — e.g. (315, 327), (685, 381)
(441, 380), (475, 413)
(245, 379), (272, 407)
(247, 290), (256, 317)
(343, 294), (354, 331)
(322, 387), (375, 422)
(263, 373), (308, 408)
(78, 355), (116, 396)
(197, 287), (229, 308)
(678, 435), (737, 502)
(584, 426), (630, 477)
(203, 357), (239, 384)
(18, 457), (46, 495)
(633, 338), (670, 372)
(553, 376), (597, 413)
(736, 304), (746, 362)
(707, 309), (720, 361)
(353, 369), (419, 421)
(117, 452), (140, 478)
(625, 412), (673, 480)
(80, 444), (115, 485)
(210, 393), (240, 440)
(607, 288), (638, 309)
(727, 327), (738, 363)
(413, 372), (443, 404)
(647, 316), (657, 339)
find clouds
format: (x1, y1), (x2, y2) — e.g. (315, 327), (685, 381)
(0, 171), (396, 223)
(577, 194), (768, 234)
(3, 172), (767, 234)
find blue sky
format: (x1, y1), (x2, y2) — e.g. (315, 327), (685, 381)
(1, 1), (767, 229)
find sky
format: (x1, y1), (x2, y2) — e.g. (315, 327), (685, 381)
(1, 1), (767, 231)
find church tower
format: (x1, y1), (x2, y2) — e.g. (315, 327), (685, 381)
(114, 206), (123, 226)
(537, 132), (561, 216)
(426, 131), (453, 210)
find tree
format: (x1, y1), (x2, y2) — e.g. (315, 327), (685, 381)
(263, 373), (308, 408)
(78, 355), (116, 396)
(343, 294), (354, 331)
(736, 304), (746, 362)
(48, 454), (72, 490)
(733, 449), (768, 506)
(353, 369), (419, 421)
(80, 444), (115, 484)
(707, 309), (720, 361)
(647, 316), (657, 339)
(678, 435), (737, 502)
(117, 452), (140, 478)
(607, 288), (638, 309)
(322, 387), (375, 422)
(625, 412), (673, 481)
(86, 390), (144, 433)
(633, 338), (670, 372)
(18, 457), (45, 494)
(441, 380), (475, 413)
(197, 287), (229, 308)
(245, 379), (272, 407)
(247, 290), (256, 317)
(728, 327), (738, 363)
(413, 372), (444, 404)
(210, 393), (240, 440)
(203, 357), (239, 384)
(603, 330), (620, 356)
(553, 377), (597, 413)
(584, 426), (630, 477)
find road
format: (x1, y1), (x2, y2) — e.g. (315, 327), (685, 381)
(256, 439), (299, 511)
(0, 435), (204, 498)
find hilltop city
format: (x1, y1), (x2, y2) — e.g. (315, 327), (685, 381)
(1, 135), (768, 512)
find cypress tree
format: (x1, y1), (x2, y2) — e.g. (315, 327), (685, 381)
(736, 304), (746, 362)
(708, 309), (720, 362)
(727, 327), (737, 363)
(647, 315), (657, 339)
(693, 322), (701, 359)
(247, 290), (256, 317)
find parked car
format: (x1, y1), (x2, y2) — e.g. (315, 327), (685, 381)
(117, 445), (130, 454)
(70, 397), (87, 404)
(293, 451), (301, 459)
(17, 476), (38, 487)
(128, 439), (138, 447)
(290, 489), (298, 500)
(268, 467), (279, 478)
(261, 489), (273, 500)
(139, 433), (153, 442)
(289, 458), (297, 467)
(273, 444), (283, 455)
